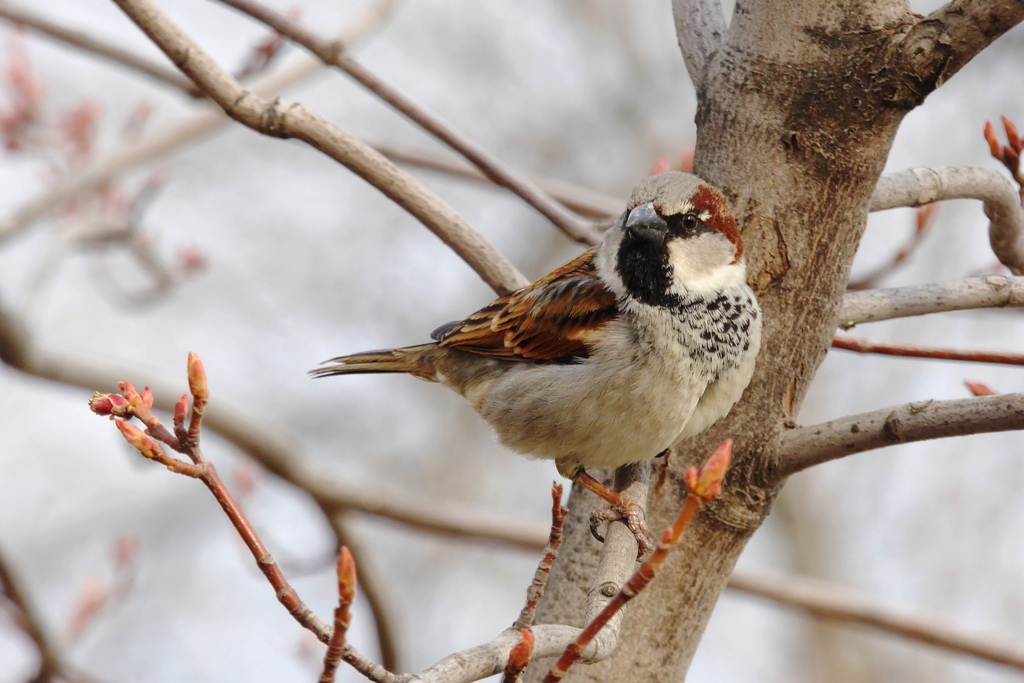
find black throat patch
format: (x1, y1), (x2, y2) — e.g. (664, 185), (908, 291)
(616, 237), (674, 308)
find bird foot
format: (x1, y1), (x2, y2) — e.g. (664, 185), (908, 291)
(589, 500), (654, 560)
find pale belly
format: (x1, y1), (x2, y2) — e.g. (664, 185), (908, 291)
(475, 350), (706, 475)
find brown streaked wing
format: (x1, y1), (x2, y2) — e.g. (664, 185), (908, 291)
(436, 248), (619, 361)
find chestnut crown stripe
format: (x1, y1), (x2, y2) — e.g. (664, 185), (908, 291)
(690, 184), (743, 263)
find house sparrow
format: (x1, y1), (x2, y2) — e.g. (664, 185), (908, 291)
(313, 171), (761, 555)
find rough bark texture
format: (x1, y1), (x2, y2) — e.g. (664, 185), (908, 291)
(525, 1), (1024, 681)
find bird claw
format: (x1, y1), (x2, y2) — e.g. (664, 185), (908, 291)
(588, 500), (654, 559)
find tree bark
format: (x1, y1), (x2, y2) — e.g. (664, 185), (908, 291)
(526, 1), (1024, 680)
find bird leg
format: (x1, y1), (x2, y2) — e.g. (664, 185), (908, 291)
(573, 469), (653, 559)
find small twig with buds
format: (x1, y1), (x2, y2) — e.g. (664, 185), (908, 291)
(832, 335), (1024, 366)
(514, 483), (568, 631)
(541, 440), (733, 683)
(89, 353), (334, 642)
(319, 547), (357, 683)
(985, 116), (1024, 196)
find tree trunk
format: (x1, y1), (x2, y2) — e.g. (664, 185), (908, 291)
(525, 1), (1015, 680)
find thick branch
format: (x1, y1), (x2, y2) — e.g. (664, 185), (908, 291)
(777, 393), (1024, 476)
(871, 167), (1024, 275)
(213, 0), (602, 245)
(0, 3), (192, 90)
(671, 0), (726, 86)
(729, 572), (1024, 672)
(838, 276), (1024, 328)
(899, 0), (1024, 94)
(111, 0), (526, 295)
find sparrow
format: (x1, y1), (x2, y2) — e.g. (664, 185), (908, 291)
(313, 171), (761, 555)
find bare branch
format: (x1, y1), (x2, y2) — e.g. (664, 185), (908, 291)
(671, 0), (727, 86)
(0, 2), (192, 91)
(111, 0), (526, 295)
(0, 0), (396, 246)
(838, 275), (1024, 328)
(832, 334), (1024, 366)
(871, 167), (1024, 275)
(212, 0), (603, 245)
(728, 571), (1024, 673)
(777, 393), (1024, 476)
(899, 0), (1024, 94)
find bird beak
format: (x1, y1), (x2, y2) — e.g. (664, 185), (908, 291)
(624, 202), (668, 243)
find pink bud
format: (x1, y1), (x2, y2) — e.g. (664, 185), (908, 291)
(118, 381), (141, 406)
(685, 439), (733, 503)
(337, 547), (357, 604)
(1002, 116), (1021, 151)
(140, 386), (154, 408)
(173, 394), (188, 427)
(964, 380), (997, 397)
(115, 420), (162, 459)
(187, 352), (209, 400)
(984, 121), (1002, 160)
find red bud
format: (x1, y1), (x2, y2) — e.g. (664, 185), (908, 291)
(89, 393), (116, 415)
(505, 628), (534, 674)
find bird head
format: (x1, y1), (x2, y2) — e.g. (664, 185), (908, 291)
(597, 172), (747, 307)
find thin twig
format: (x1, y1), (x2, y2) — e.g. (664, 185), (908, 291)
(832, 334), (1024, 366)
(90, 364), (334, 643)
(514, 483), (568, 631)
(0, 2), (192, 91)
(325, 513), (401, 673)
(112, 0), (526, 295)
(0, 546), (61, 682)
(319, 548), (357, 683)
(212, 0), (603, 245)
(776, 393), (1024, 476)
(838, 275), (1024, 328)
(0, 0), (398, 245)
(728, 572), (1024, 672)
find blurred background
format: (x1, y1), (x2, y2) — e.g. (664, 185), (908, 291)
(0, 1), (1021, 681)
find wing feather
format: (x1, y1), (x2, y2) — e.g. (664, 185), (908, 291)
(436, 248), (619, 361)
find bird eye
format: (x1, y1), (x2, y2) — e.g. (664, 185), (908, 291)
(680, 213), (701, 233)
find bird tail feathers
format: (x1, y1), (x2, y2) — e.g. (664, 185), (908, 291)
(310, 343), (439, 381)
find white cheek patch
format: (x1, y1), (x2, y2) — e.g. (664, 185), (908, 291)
(666, 234), (744, 294)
